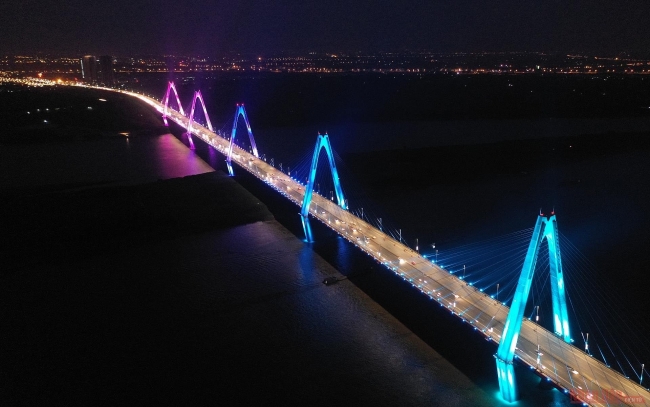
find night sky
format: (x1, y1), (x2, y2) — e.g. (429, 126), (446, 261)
(1, 0), (649, 55)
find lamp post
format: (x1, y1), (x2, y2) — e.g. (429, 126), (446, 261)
(496, 283), (500, 302)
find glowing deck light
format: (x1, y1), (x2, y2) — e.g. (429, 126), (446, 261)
(227, 104), (260, 176)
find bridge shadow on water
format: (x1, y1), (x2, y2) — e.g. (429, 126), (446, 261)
(179, 127), (572, 407)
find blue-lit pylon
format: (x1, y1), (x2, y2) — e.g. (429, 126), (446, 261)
(162, 81), (184, 126)
(184, 90), (213, 150)
(495, 213), (570, 402)
(226, 104), (259, 176)
(300, 133), (347, 242)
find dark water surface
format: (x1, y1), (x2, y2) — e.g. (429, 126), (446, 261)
(0, 134), (213, 189)
(3, 218), (519, 406)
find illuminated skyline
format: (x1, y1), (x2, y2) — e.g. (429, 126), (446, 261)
(3, 52), (650, 78)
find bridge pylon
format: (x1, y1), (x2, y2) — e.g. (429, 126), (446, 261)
(300, 133), (347, 242)
(226, 104), (259, 176)
(162, 81), (184, 126)
(185, 90), (213, 150)
(495, 213), (571, 402)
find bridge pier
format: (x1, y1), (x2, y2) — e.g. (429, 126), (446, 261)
(301, 213), (314, 242)
(496, 357), (518, 402)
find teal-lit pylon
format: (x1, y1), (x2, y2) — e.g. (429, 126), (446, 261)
(227, 104), (259, 176)
(300, 133), (347, 242)
(495, 213), (571, 402)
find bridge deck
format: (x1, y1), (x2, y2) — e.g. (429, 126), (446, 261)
(111, 87), (650, 407)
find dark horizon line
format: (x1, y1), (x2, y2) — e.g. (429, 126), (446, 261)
(3, 49), (649, 59)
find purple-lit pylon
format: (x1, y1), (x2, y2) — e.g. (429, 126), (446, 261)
(185, 90), (213, 150)
(162, 81), (184, 126)
(227, 104), (259, 176)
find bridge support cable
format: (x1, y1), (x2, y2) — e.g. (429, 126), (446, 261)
(162, 81), (184, 126)
(559, 232), (650, 382)
(300, 133), (347, 242)
(227, 104), (259, 176)
(496, 213), (571, 402)
(185, 90), (213, 150)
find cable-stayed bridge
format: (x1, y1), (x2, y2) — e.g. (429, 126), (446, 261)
(37, 79), (650, 406)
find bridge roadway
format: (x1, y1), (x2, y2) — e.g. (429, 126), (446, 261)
(106, 87), (649, 406)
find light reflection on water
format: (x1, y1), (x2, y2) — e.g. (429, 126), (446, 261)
(152, 133), (214, 180)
